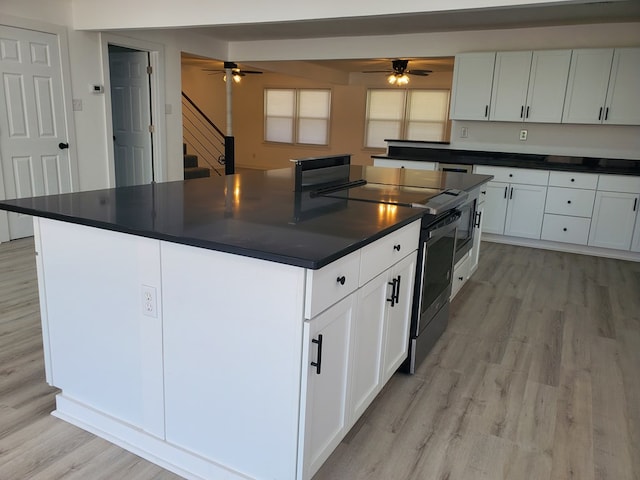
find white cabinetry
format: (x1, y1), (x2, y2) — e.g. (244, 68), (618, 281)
(631, 208), (640, 253)
(450, 52), (496, 121)
(541, 171), (598, 245)
(300, 294), (355, 480)
(490, 50), (571, 123)
(563, 47), (640, 125)
(380, 252), (416, 384)
(474, 166), (549, 239)
(373, 158), (437, 171)
(588, 175), (640, 250)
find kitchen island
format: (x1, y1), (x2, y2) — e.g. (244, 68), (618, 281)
(0, 166), (490, 480)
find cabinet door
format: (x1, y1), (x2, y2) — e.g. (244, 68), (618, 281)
(450, 52), (496, 121)
(588, 191), (639, 250)
(300, 294), (355, 480)
(631, 209), (640, 253)
(482, 181), (509, 235)
(469, 200), (485, 275)
(562, 48), (614, 124)
(489, 51), (532, 122)
(604, 47), (640, 125)
(350, 273), (387, 423)
(526, 49), (572, 123)
(381, 251), (417, 385)
(504, 184), (547, 239)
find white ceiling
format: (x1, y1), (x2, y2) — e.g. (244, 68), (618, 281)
(181, 0), (640, 80)
(186, 1), (640, 42)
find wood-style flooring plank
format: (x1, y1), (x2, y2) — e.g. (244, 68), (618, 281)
(1, 238), (640, 480)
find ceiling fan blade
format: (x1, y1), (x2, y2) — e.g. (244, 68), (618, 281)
(408, 69), (433, 76)
(240, 70), (263, 74)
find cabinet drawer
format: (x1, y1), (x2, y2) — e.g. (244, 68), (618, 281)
(597, 174), (640, 194)
(305, 249), (360, 319)
(541, 214), (591, 245)
(473, 165), (549, 186)
(360, 220), (420, 286)
(450, 253), (471, 300)
(545, 187), (596, 217)
(548, 171), (598, 189)
(373, 159), (437, 171)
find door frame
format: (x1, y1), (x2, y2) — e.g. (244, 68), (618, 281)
(0, 15), (79, 243)
(100, 33), (167, 187)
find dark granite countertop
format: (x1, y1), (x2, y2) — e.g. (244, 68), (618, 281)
(373, 145), (640, 176)
(0, 166), (490, 269)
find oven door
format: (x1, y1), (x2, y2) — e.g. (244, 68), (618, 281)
(415, 211), (460, 336)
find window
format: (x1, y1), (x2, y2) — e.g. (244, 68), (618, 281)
(365, 89), (450, 148)
(264, 88), (331, 145)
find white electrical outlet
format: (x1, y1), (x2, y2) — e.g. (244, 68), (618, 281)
(461, 127), (469, 138)
(141, 285), (157, 318)
(519, 129), (528, 141)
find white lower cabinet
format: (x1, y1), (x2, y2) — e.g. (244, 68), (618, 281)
(588, 190), (640, 250)
(631, 208), (640, 253)
(541, 214), (592, 245)
(482, 181), (509, 235)
(451, 253), (471, 299)
(300, 294), (356, 480)
(469, 197), (485, 275)
(348, 251), (416, 425)
(482, 181), (547, 238)
(381, 252), (416, 384)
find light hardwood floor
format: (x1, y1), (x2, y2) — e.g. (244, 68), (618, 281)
(1, 238), (638, 480)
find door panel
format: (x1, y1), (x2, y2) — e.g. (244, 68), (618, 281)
(109, 50), (153, 187)
(0, 25), (72, 240)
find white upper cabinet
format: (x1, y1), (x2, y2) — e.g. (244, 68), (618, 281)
(489, 49), (571, 123)
(450, 52), (496, 121)
(489, 51), (532, 122)
(603, 48), (640, 125)
(563, 47), (640, 125)
(562, 49), (613, 124)
(525, 50), (572, 123)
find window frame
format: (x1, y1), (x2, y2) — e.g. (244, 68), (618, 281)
(264, 87), (332, 146)
(364, 88), (451, 149)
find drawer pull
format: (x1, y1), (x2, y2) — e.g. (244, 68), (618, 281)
(336, 276), (346, 285)
(563, 228), (568, 232)
(458, 276), (464, 281)
(393, 244), (401, 252)
(599, 107), (603, 121)
(509, 173), (513, 178)
(520, 105), (524, 118)
(311, 334), (323, 375)
(571, 178), (575, 182)
(567, 200), (572, 204)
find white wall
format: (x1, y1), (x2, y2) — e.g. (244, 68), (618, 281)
(1, 2), (229, 191)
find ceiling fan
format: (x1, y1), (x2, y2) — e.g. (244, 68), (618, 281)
(362, 59), (432, 85)
(202, 61), (263, 83)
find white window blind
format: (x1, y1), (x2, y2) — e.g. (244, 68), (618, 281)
(265, 89), (295, 143)
(264, 88), (331, 145)
(365, 89), (450, 148)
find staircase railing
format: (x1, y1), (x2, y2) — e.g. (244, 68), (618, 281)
(181, 92), (235, 176)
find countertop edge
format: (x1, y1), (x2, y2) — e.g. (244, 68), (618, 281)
(1, 201), (425, 270)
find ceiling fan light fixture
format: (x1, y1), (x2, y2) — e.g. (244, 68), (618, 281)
(222, 72), (242, 83)
(388, 73), (409, 85)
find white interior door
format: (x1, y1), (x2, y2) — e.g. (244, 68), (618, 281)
(0, 25), (72, 240)
(109, 50), (153, 187)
